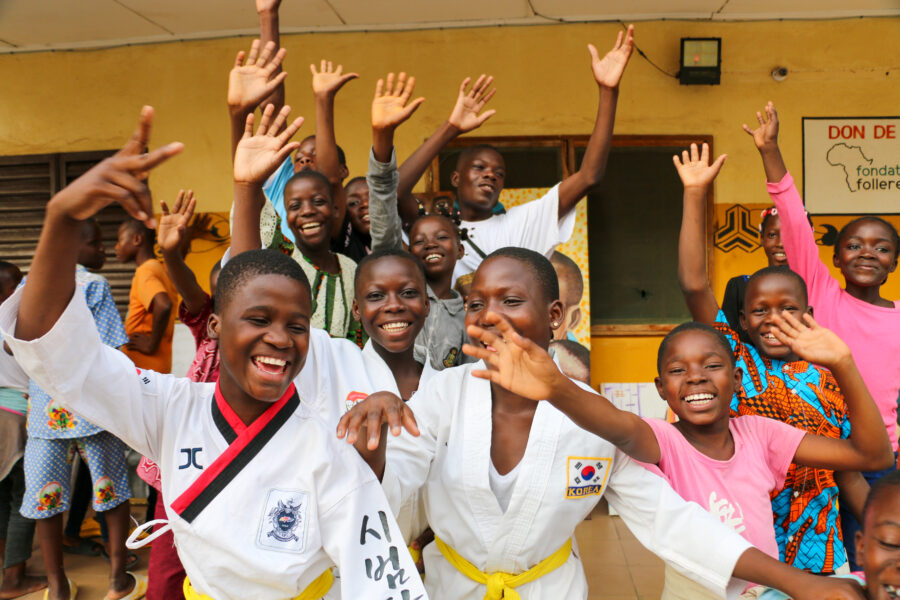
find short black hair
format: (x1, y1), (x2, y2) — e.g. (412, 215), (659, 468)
(80, 218), (101, 241)
(120, 218), (155, 247)
(746, 265), (809, 306)
(299, 135), (346, 167)
(551, 339), (590, 368)
(550, 251), (583, 304)
(284, 170), (333, 201)
(835, 216), (900, 259)
(482, 247), (559, 304)
(344, 176), (367, 192)
(355, 248), (426, 290)
(409, 213), (460, 243)
(863, 470), (900, 525)
(0, 260), (22, 286)
(454, 144), (503, 171)
(657, 321), (735, 373)
(215, 250), (310, 312)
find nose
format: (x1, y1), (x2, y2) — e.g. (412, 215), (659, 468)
(685, 364), (707, 384)
(299, 200), (316, 217)
(263, 325), (291, 349)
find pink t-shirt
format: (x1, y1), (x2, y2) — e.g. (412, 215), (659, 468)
(769, 172), (900, 451)
(643, 416), (805, 559)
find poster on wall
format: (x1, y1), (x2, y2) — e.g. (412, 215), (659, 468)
(497, 188), (592, 386)
(803, 117), (900, 214)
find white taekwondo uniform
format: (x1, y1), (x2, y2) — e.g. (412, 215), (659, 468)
(0, 288), (427, 600)
(381, 363), (754, 600)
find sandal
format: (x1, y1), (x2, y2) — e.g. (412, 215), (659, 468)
(43, 579), (78, 600)
(99, 546), (140, 571)
(62, 537), (103, 557)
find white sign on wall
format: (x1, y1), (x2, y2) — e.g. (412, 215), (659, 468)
(802, 117), (900, 214)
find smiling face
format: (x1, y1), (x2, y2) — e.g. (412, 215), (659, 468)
(345, 179), (370, 236)
(408, 215), (463, 283)
(856, 486), (900, 600)
(834, 219), (899, 290)
(465, 255), (563, 353)
(353, 255), (428, 355)
(739, 272), (811, 361)
(760, 214), (787, 267)
(210, 273), (311, 410)
(451, 147), (506, 220)
(293, 137), (317, 173)
(655, 328), (740, 428)
(285, 175), (335, 253)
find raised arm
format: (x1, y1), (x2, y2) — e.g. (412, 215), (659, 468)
(675, 143), (727, 324)
(395, 75), (496, 226)
(16, 107), (182, 341)
(555, 25), (634, 219)
(227, 40), (288, 159)
(463, 312), (661, 463)
(369, 72), (425, 252)
(232, 105), (305, 256)
(772, 312), (894, 471)
(336, 392), (419, 479)
(310, 61), (359, 239)
(158, 190), (208, 316)
(256, 0), (284, 116)
(743, 101), (787, 184)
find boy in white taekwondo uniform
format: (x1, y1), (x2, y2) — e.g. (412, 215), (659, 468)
(339, 249), (867, 600)
(2, 107), (427, 600)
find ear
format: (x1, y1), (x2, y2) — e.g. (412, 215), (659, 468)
(890, 255), (898, 274)
(422, 294), (431, 318)
(566, 306), (583, 332)
(548, 299), (565, 332)
(450, 170), (460, 189)
(806, 305), (814, 318)
(732, 366), (743, 391)
(207, 313), (221, 341)
(832, 252), (841, 269)
(738, 309), (748, 333)
(456, 241), (464, 260)
(855, 529), (865, 570)
(351, 298), (361, 322)
(339, 165), (350, 180)
(654, 376), (665, 399)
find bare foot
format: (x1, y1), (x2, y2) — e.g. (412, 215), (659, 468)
(104, 572), (135, 600)
(0, 574), (49, 599)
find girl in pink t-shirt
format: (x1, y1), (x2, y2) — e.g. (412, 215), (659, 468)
(745, 102), (900, 570)
(464, 311), (891, 598)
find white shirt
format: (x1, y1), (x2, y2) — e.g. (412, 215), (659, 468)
(453, 184), (575, 286)
(382, 363), (753, 599)
(0, 288), (427, 600)
(488, 460), (520, 513)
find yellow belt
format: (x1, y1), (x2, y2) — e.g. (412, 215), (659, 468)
(434, 535), (572, 600)
(183, 568), (333, 600)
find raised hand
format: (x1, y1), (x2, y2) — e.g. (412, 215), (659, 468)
(310, 60), (359, 98)
(447, 75), (497, 134)
(51, 106), (182, 228)
(336, 392), (420, 450)
(157, 190), (196, 254)
(255, 0), (281, 13)
(227, 40), (288, 115)
(233, 103), (304, 184)
(742, 101), (780, 150)
(672, 142), (727, 190)
(371, 72), (426, 131)
(462, 312), (569, 400)
(770, 312), (852, 370)
(588, 24), (635, 89)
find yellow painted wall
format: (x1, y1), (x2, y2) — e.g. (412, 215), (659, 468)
(1, 17), (897, 384)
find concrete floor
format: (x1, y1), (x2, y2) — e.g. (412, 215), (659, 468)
(14, 500), (664, 600)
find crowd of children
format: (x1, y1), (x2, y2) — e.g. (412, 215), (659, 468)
(0, 2), (896, 599)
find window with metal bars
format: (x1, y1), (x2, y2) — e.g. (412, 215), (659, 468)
(0, 151), (136, 318)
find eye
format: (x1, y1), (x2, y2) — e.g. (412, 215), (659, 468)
(503, 297), (523, 306)
(246, 316), (268, 326)
(410, 239), (424, 248)
(847, 243), (861, 250)
(705, 362), (724, 370)
(495, 170), (506, 178)
(348, 199), (359, 208)
(401, 289), (421, 298)
(667, 366), (686, 375)
(751, 307), (766, 315)
(365, 292), (385, 302)
(467, 300), (484, 312)
(877, 246), (890, 253)
(288, 324), (308, 335)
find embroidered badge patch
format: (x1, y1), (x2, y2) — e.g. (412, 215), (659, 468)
(345, 391), (368, 412)
(257, 488), (309, 553)
(565, 457), (612, 499)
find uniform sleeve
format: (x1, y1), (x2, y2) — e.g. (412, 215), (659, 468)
(604, 450), (753, 599)
(178, 294), (213, 348)
(499, 184), (574, 256)
(135, 264), (171, 310)
(320, 478), (427, 599)
(767, 172), (841, 301)
(366, 148), (404, 253)
(0, 286), (171, 461)
(754, 416), (807, 490)
(381, 378), (445, 518)
(86, 278), (129, 348)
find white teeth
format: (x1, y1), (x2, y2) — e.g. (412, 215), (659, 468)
(425, 254), (442, 262)
(684, 393), (714, 403)
(301, 223), (322, 231)
(255, 356), (286, 366)
(362, 215), (370, 223)
(762, 333), (777, 341)
(380, 322), (410, 332)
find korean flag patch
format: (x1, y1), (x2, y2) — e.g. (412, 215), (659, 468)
(565, 457), (612, 499)
(257, 488), (308, 553)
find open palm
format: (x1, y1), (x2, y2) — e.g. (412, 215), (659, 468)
(310, 60), (358, 97)
(448, 75), (497, 133)
(771, 312), (849, 369)
(589, 25), (635, 88)
(157, 190), (195, 253)
(673, 143), (726, 190)
(371, 72), (425, 130)
(233, 104), (303, 184)
(742, 101), (780, 150)
(227, 40), (287, 113)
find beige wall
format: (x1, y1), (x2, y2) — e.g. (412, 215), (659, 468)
(2, 17), (897, 384)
